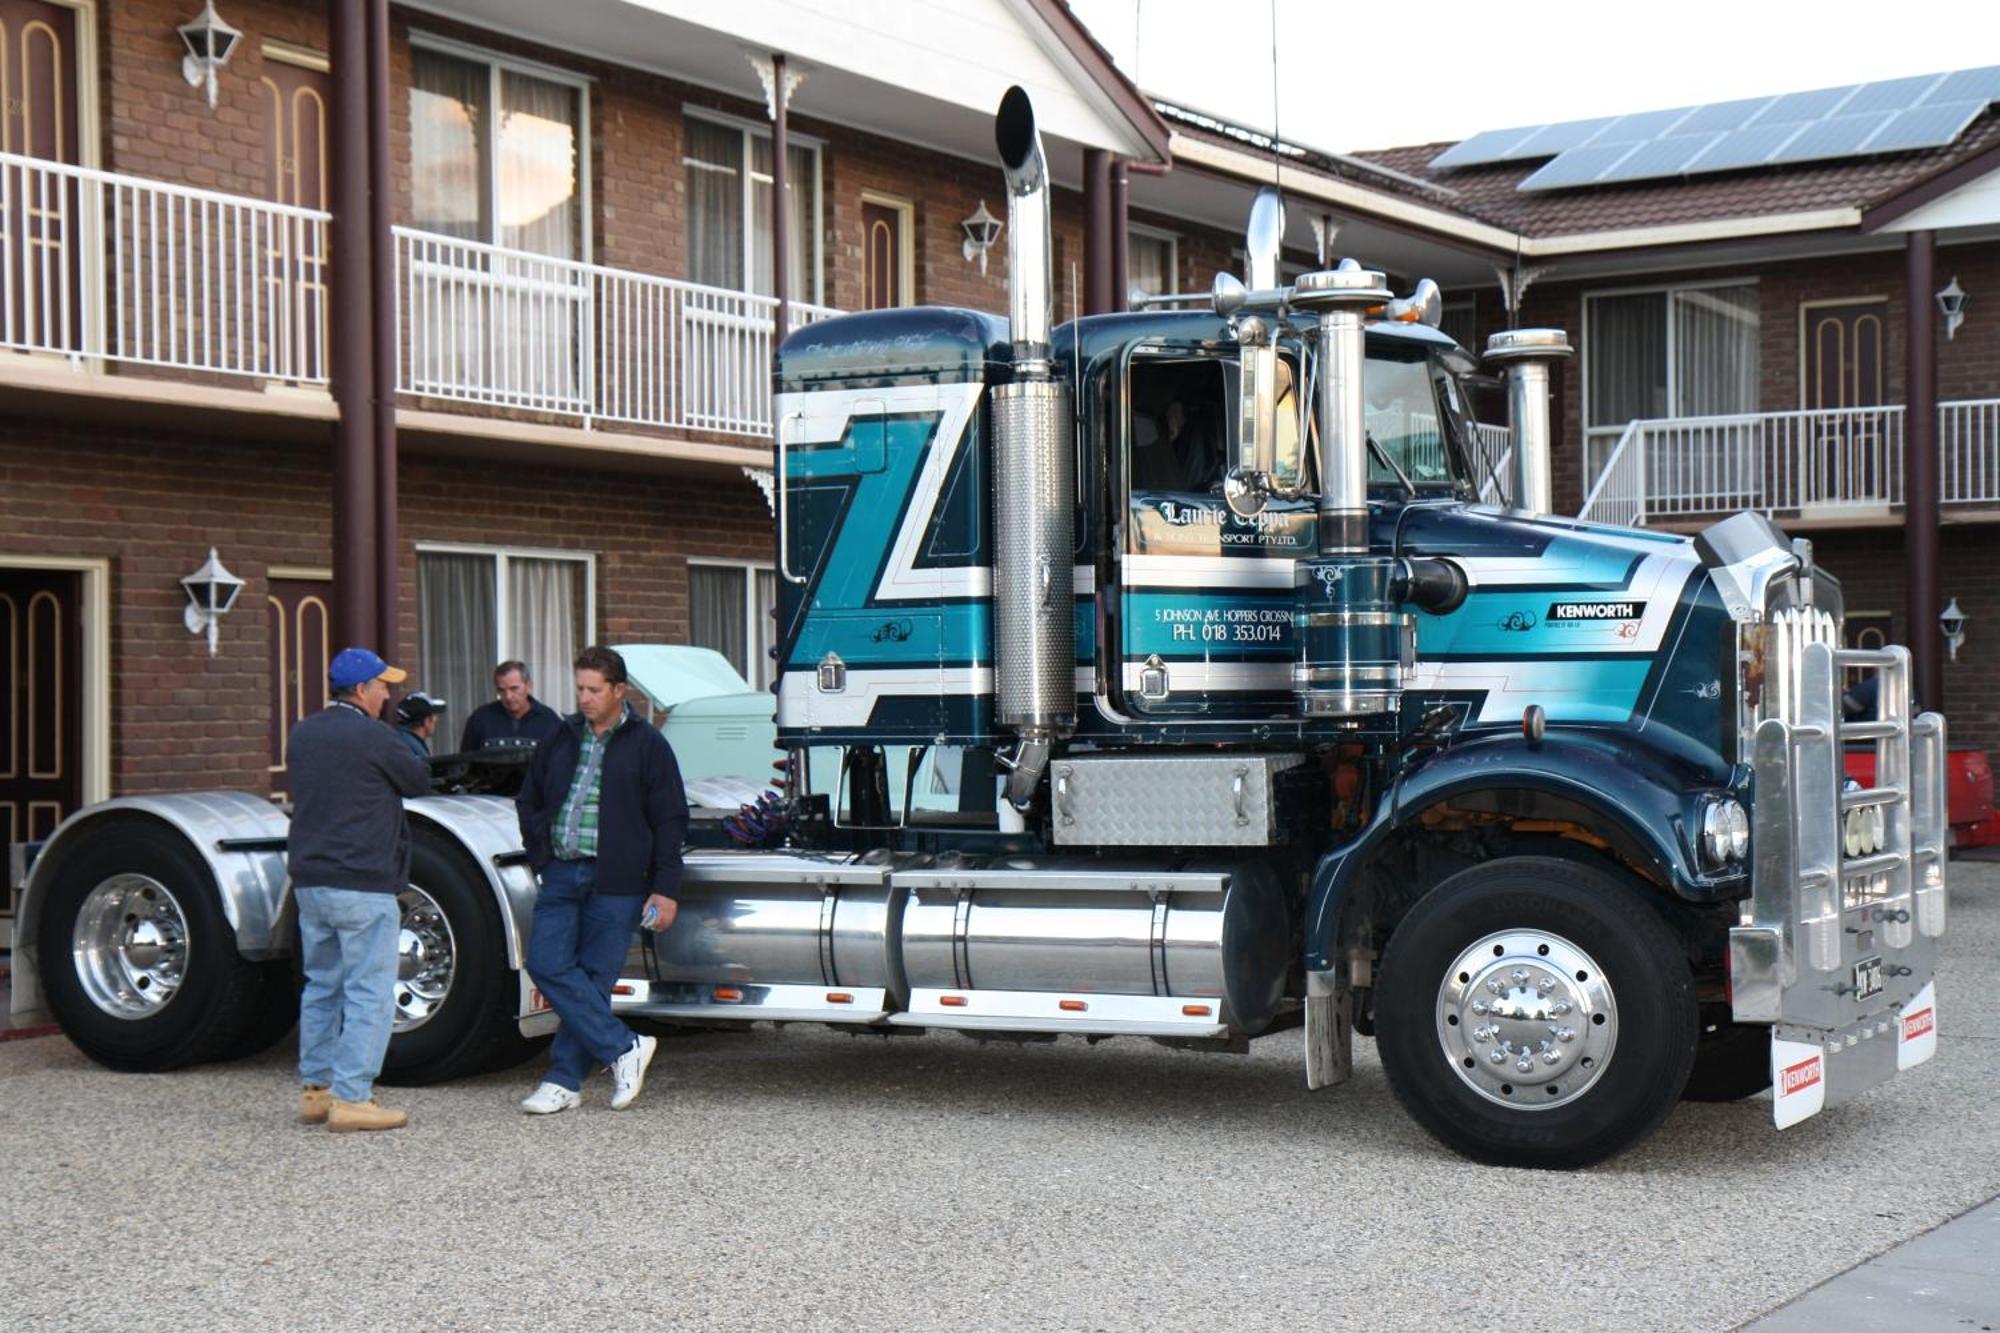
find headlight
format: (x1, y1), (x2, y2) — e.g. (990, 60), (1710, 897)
(1701, 797), (1750, 868)
(1841, 781), (1887, 857)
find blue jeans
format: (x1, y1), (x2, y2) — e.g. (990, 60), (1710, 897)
(525, 859), (645, 1092)
(296, 886), (403, 1103)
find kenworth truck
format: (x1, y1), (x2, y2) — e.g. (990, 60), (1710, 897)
(9, 90), (1947, 1167)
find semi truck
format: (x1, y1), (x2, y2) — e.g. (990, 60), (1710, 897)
(8, 89), (1947, 1167)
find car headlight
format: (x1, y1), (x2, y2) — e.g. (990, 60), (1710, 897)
(1701, 797), (1750, 869)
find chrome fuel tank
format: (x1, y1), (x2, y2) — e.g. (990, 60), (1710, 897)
(897, 860), (1288, 1034)
(657, 853), (907, 1000)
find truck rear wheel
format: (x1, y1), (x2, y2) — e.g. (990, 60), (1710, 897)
(35, 819), (266, 1072)
(376, 832), (535, 1085)
(1374, 855), (1697, 1169)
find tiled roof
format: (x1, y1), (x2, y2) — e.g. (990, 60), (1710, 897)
(1163, 103), (2000, 240)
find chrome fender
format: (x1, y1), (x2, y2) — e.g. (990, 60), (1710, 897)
(403, 793), (536, 971)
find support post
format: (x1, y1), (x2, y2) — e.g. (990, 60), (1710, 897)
(367, 0), (398, 661)
(772, 52), (789, 355)
(328, 0), (376, 651)
(1906, 229), (1943, 711)
(1082, 148), (1113, 315)
(1109, 157), (1129, 312)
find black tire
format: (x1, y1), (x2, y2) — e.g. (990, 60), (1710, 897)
(1682, 1009), (1772, 1102)
(35, 818), (266, 1072)
(1374, 855), (1697, 1169)
(376, 831), (535, 1085)
(217, 961), (301, 1061)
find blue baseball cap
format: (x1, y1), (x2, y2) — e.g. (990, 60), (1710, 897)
(329, 647), (408, 690)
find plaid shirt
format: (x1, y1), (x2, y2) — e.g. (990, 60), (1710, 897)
(553, 706), (631, 860)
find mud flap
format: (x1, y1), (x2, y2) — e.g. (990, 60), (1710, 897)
(1771, 983), (1937, 1129)
(1304, 969), (1352, 1090)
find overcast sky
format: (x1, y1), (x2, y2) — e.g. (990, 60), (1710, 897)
(1068, 0), (2000, 153)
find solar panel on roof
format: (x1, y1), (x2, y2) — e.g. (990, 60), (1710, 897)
(1683, 122), (1803, 172)
(1765, 111), (1897, 164)
(1430, 66), (1999, 190)
(1428, 126), (1545, 169)
(1517, 142), (1642, 190)
(1675, 98), (1776, 134)
(1590, 106), (1698, 144)
(1865, 100), (1986, 153)
(1505, 117), (1617, 159)
(1591, 132), (1726, 184)
(1840, 74), (1945, 116)
(1751, 85), (1861, 125)
(1924, 66), (2000, 105)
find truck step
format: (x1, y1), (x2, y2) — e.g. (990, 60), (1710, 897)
(883, 988), (1230, 1039)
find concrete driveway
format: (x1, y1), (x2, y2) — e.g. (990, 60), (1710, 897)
(3, 866), (1998, 1331)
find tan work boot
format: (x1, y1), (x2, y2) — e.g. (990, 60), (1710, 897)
(299, 1085), (332, 1125)
(327, 1096), (408, 1133)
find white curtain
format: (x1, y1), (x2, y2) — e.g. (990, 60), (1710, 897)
(688, 565), (746, 683)
(751, 137), (817, 303)
(1127, 232), (1173, 300)
(1672, 286), (1759, 417)
(508, 557), (580, 713)
(685, 121), (742, 290)
(498, 70), (580, 260)
(752, 568), (777, 690)
(1584, 291), (1670, 494)
(410, 50), (488, 242)
(418, 553), (496, 743)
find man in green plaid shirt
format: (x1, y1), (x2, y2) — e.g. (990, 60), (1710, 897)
(516, 645), (687, 1115)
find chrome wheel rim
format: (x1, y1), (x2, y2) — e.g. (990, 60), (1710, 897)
(73, 874), (190, 1018)
(1435, 929), (1617, 1110)
(394, 885), (456, 1033)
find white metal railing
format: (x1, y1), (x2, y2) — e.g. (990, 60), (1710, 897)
(1575, 401), (2000, 525)
(394, 227), (842, 439)
(1471, 421), (1512, 504)
(0, 150), (330, 381)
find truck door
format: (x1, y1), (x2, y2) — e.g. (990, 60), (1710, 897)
(1117, 343), (1312, 718)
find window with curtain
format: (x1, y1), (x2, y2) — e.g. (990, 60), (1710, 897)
(1584, 283), (1758, 501)
(418, 548), (592, 722)
(1127, 228), (1175, 302)
(683, 114), (821, 302)
(688, 561), (776, 689)
(411, 46), (583, 259)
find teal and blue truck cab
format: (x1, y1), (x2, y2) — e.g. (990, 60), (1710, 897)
(9, 87), (1944, 1168)
(683, 86), (1948, 1167)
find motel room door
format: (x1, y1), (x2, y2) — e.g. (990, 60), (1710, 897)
(1801, 298), (1889, 506)
(0, 0), (83, 352)
(0, 567), (82, 844)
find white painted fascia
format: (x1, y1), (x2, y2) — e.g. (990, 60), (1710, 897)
(1174, 133), (1865, 259)
(1874, 163), (2000, 233)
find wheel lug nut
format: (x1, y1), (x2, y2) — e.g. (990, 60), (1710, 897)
(1487, 979), (1507, 996)
(1557, 1027), (1576, 1043)
(1550, 1000), (1572, 1015)
(1489, 1049), (1508, 1064)
(1535, 976), (1556, 995)
(1471, 1000), (1490, 1016)
(1515, 1055), (1534, 1073)
(1542, 1049), (1562, 1065)
(1510, 969), (1529, 985)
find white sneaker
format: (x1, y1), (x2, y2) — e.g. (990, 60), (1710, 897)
(609, 1035), (658, 1111)
(520, 1081), (582, 1115)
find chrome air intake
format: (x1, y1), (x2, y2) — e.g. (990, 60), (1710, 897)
(1484, 328), (1572, 516)
(992, 86), (1073, 805)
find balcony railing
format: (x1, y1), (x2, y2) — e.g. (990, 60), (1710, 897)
(0, 150), (329, 381)
(393, 228), (842, 439)
(1579, 400), (2000, 527)
(1471, 421), (1513, 505)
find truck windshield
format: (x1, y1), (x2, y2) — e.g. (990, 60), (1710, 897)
(1364, 350), (1463, 489)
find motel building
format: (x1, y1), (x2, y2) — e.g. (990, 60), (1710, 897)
(0, 1), (1996, 860)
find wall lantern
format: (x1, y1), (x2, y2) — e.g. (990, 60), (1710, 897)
(961, 201), (1003, 277)
(178, 1), (242, 110)
(1936, 277), (1967, 342)
(1940, 596), (1969, 664)
(181, 547), (244, 656)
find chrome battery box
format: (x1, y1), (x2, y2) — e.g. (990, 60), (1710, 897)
(1050, 753), (1306, 847)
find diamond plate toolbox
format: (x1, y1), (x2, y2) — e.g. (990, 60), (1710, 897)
(1051, 753), (1305, 847)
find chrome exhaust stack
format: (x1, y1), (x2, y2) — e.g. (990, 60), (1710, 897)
(991, 86), (1073, 807)
(1293, 261), (1392, 556)
(1484, 328), (1573, 516)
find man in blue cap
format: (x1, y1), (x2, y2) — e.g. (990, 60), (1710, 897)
(287, 647), (434, 1132)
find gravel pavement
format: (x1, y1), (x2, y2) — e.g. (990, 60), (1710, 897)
(4, 866), (1999, 1332)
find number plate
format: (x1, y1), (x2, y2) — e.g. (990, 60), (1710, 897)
(1853, 955), (1884, 1001)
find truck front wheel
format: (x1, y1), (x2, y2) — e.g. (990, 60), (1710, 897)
(35, 819), (267, 1072)
(1374, 855), (1697, 1169)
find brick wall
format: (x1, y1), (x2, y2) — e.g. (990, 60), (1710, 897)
(0, 423), (770, 796)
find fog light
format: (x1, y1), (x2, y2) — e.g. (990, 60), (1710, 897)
(1702, 797), (1750, 868)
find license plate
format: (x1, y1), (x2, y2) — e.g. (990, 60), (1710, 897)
(1853, 955), (1884, 1001)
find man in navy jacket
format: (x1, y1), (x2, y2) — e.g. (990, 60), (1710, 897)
(515, 644), (687, 1114)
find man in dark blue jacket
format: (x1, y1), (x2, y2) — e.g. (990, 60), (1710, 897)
(289, 647), (433, 1133)
(516, 644), (687, 1114)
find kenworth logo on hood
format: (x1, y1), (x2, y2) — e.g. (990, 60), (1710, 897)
(1548, 600), (1647, 621)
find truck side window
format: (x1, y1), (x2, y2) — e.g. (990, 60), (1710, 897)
(1129, 356), (1228, 493)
